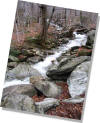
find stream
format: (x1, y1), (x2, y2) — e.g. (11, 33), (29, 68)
(4, 32), (87, 88)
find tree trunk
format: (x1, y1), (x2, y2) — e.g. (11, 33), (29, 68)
(47, 7), (55, 29)
(64, 9), (67, 27)
(80, 11), (82, 25)
(40, 5), (47, 44)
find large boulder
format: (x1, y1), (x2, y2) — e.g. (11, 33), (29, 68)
(46, 56), (90, 80)
(86, 30), (95, 47)
(67, 61), (91, 98)
(5, 63), (42, 81)
(2, 84), (37, 98)
(35, 98), (59, 114)
(1, 94), (35, 113)
(30, 76), (62, 98)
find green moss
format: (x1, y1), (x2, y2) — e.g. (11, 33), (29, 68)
(25, 35), (42, 45)
(10, 48), (21, 57)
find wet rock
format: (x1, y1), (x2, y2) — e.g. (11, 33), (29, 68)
(86, 30), (95, 47)
(35, 98), (59, 114)
(45, 50), (54, 55)
(58, 38), (69, 44)
(1, 94), (35, 112)
(6, 63), (41, 80)
(76, 28), (88, 34)
(67, 61), (91, 98)
(70, 46), (80, 51)
(27, 56), (43, 64)
(30, 76), (62, 98)
(8, 55), (19, 62)
(58, 57), (72, 67)
(58, 27), (75, 38)
(47, 56), (90, 80)
(57, 51), (71, 62)
(2, 84), (37, 98)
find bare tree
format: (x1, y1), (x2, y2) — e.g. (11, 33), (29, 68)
(80, 11), (82, 25)
(75, 10), (77, 16)
(40, 5), (47, 44)
(64, 9), (67, 27)
(47, 7), (55, 29)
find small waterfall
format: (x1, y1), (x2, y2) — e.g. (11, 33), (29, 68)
(32, 32), (87, 76)
(4, 32), (87, 88)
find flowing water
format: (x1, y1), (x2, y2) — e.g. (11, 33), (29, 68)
(4, 32), (87, 88)
(33, 32), (87, 76)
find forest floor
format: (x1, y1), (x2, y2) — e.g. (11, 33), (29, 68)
(11, 23), (57, 49)
(32, 82), (84, 120)
(2, 22), (94, 120)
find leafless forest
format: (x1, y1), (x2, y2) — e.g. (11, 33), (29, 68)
(1, 0), (98, 121)
(12, 0), (97, 47)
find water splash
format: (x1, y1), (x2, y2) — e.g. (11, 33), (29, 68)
(33, 32), (87, 76)
(4, 32), (87, 88)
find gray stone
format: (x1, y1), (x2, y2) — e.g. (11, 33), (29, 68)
(67, 61), (91, 98)
(27, 56), (42, 64)
(8, 55), (19, 62)
(1, 94), (35, 112)
(2, 84), (37, 98)
(5, 63), (42, 80)
(35, 98), (59, 114)
(86, 30), (95, 47)
(30, 76), (62, 98)
(58, 38), (69, 44)
(47, 56), (90, 80)
(63, 97), (84, 104)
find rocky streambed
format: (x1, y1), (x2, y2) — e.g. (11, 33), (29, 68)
(1, 29), (95, 120)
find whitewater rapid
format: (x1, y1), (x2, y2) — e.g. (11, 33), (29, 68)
(4, 32), (87, 88)
(32, 32), (87, 76)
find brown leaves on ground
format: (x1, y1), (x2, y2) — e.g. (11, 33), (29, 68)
(76, 47), (92, 57)
(56, 82), (71, 100)
(32, 95), (46, 102)
(46, 82), (83, 120)
(11, 23), (56, 48)
(32, 82), (84, 120)
(46, 102), (83, 120)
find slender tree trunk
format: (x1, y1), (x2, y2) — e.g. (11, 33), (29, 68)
(47, 7), (55, 29)
(37, 6), (40, 23)
(80, 11), (82, 25)
(16, 10), (20, 43)
(64, 9), (67, 27)
(40, 5), (47, 44)
(75, 10), (77, 16)
(15, 20), (20, 43)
